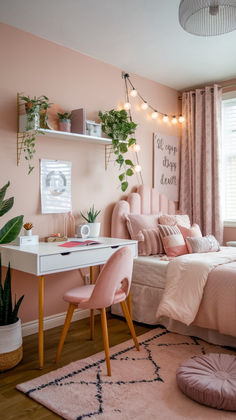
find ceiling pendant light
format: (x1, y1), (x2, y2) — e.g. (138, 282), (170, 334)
(179, 0), (236, 36)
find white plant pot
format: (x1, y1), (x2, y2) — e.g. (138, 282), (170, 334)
(24, 229), (32, 236)
(0, 319), (23, 371)
(88, 222), (101, 238)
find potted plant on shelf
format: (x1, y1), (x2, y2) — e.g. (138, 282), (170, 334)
(20, 94), (51, 130)
(80, 205), (101, 237)
(0, 181), (24, 371)
(58, 112), (72, 132)
(19, 94), (51, 175)
(98, 109), (137, 192)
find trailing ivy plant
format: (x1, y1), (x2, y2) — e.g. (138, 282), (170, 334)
(98, 109), (137, 192)
(20, 95), (50, 174)
(0, 181), (24, 325)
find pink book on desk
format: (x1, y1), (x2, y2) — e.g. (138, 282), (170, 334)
(59, 240), (101, 248)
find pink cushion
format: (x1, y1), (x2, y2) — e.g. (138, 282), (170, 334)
(159, 214), (191, 228)
(63, 285), (95, 304)
(64, 284), (126, 306)
(158, 225), (187, 257)
(186, 234), (220, 253)
(126, 214), (160, 256)
(176, 353), (236, 411)
(138, 228), (164, 256)
(126, 214), (159, 240)
(177, 223), (202, 241)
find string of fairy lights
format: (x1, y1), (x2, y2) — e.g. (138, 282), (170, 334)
(122, 72), (183, 180)
(122, 72), (184, 124)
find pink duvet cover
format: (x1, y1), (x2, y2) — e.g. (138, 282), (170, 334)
(156, 247), (236, 338)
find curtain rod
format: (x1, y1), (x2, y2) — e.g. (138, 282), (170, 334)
(178, 83), (236, 100)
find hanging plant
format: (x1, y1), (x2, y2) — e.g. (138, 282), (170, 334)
(20, 95), (51, 174)
(98, 109), (137, 192)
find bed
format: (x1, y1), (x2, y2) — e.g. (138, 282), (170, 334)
(111, 185), (236, 348)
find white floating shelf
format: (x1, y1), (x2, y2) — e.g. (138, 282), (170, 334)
(37, 129), (112, 145)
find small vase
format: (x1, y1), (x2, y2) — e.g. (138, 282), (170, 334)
(88, 222), (101, 238)
(59, 119), (71, 132)
(24, 229), (32, 236)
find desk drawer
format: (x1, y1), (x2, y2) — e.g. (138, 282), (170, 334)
(39, 243), (137, 274)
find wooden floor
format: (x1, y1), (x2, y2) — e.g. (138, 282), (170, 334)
(0, 314), (152, 419)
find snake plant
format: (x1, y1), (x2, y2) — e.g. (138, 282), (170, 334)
(0, 181), (24, 325)
(0, 259), (24, 325)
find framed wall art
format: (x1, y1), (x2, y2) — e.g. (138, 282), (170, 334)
(40, 159), (72, 214)
(153, 133), (179, 202)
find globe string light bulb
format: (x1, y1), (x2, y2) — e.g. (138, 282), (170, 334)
(163, 114), (168, 123)
(124, 102), (131, 110)
(179, 115), (184, 123)
(129, 88), (137, 97)
(134, 164), (142, 173)
(172, 116), (177, 124)
(151, 111), (158, 119)
(141, 101), (148, 110)
(129, 143), (141, 152)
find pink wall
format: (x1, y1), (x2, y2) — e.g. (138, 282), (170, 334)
(0, 24), (179, 323)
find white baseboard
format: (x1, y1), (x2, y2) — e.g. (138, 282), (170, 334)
(22, 308), (98, 337)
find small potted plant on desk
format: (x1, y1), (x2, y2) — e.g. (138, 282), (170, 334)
(57, 112), (72, 132)
(0, 181), (24, 371)
(80, 205), (101, 237)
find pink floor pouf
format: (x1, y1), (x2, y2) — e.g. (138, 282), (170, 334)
(176, 353), (236, 411)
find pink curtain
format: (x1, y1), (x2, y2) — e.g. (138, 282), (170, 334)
(179, 85), (223, 243)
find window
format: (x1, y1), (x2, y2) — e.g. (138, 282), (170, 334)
(222, 97), (236, 223)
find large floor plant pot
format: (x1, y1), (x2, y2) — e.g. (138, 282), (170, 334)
(0, 319), (23, 371)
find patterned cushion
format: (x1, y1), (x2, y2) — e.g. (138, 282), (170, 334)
(126, 214), (159, 241)
(126, 214), (160, 256)
(159, 214), (191, 228)
(186, 235), (220, 254)
(177, 223), (202, 241)
(138, 228), (164, 256)
(158, 225), (187, 257)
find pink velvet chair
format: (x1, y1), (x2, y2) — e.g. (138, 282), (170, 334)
(56, 247), (140, 375)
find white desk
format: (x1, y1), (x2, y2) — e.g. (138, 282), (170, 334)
(0, 237), (137, 368)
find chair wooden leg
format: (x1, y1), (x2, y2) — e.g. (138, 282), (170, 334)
(100, 308), (111, 376)
(90, 266), (95, 340)
(56, 303), (76, 363)
(90, 309), (95, 340)
(120, 300), (140, 351)
(127, 291), (133, 319)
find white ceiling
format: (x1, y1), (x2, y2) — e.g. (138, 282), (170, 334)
(1, 0), (236, 90)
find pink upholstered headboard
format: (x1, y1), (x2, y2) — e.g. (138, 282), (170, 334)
(111, 185), (176, 239)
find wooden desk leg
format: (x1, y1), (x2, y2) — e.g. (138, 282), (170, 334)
(127, 291), (133, 320)
(90, 266), (95, 340)
(38, 276), (44, 369)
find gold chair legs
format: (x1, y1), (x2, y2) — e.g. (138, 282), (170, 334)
(56, 303), (76, 363)
(100, 301), (139, 377)
(90, 266), (95, 340)
(100, 308), (111, 376)
(56, 300), (139, 377)
(120, 300), (140, 351)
